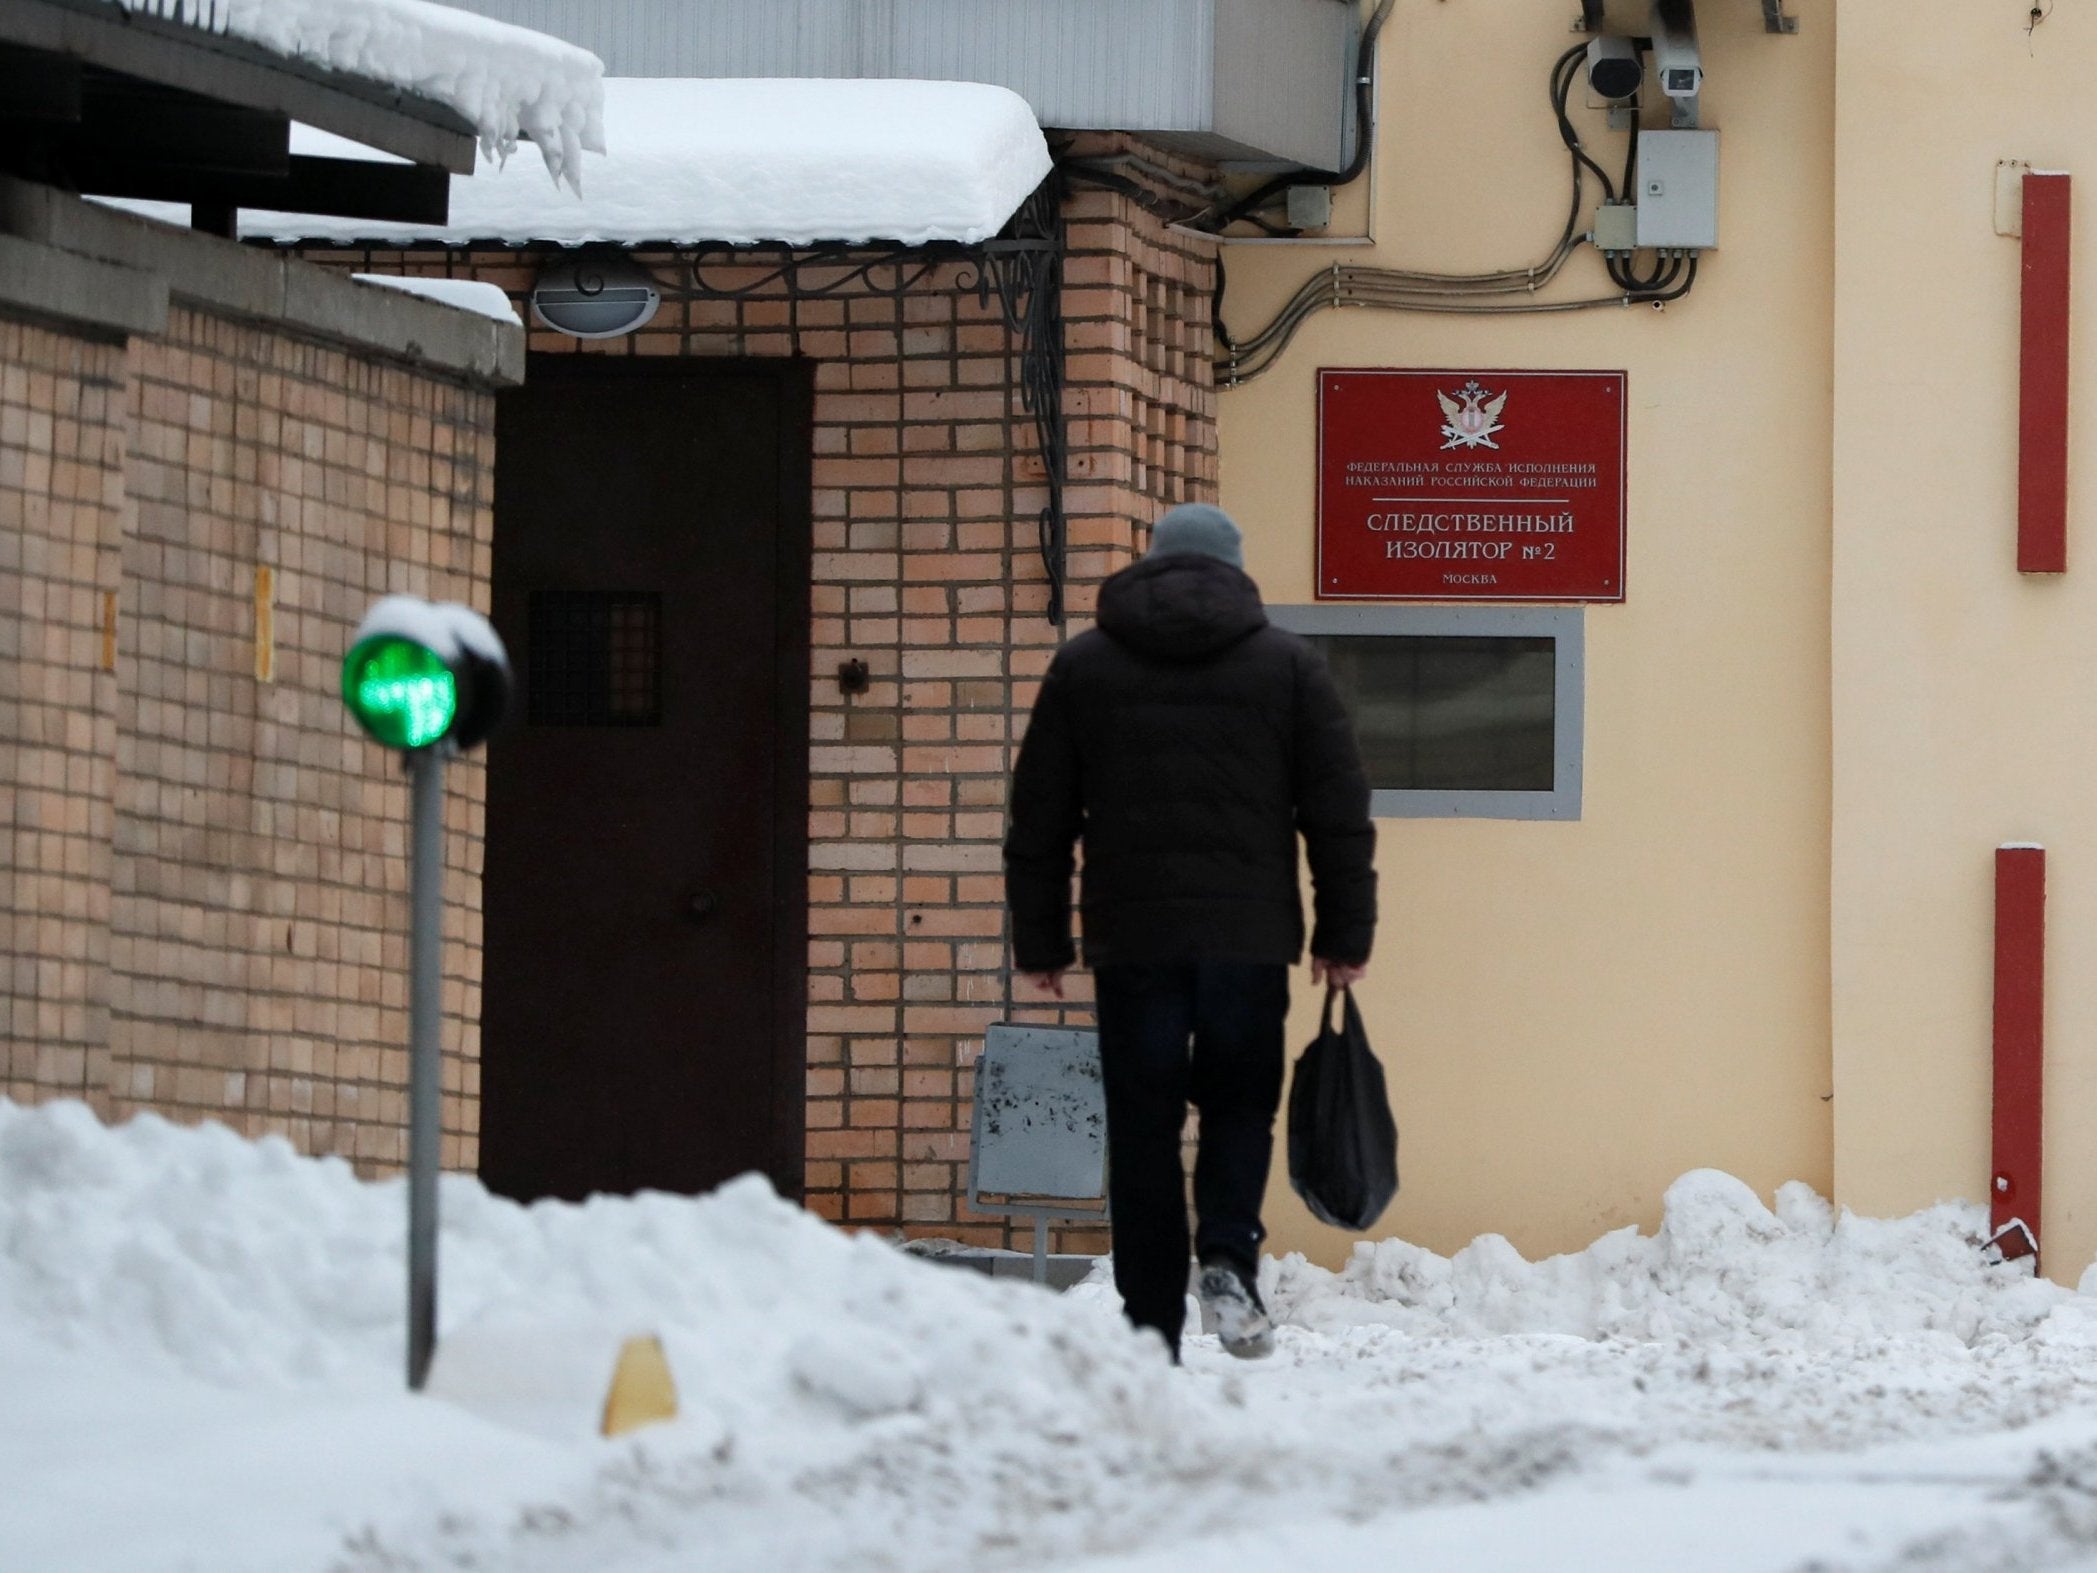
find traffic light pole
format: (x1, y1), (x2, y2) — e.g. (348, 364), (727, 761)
(406, 743), (447, 1390)
(340, 594), (509, 1391)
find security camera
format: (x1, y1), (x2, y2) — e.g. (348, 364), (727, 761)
(1585, 36), (1643, 102)
(1649, 0), (1702, 109)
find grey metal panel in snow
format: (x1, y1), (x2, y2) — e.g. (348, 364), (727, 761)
(967, 1024), (1106, 1202)
(441, 0), (1353, 167)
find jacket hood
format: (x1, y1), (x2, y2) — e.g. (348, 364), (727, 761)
(1095, 552), (1268, 661)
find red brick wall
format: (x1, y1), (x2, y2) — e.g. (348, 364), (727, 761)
(108, 308), (494, 1169)
(985, 158), (1223, 1246)
(300, 153), (1217, 1247)
(2, 300), (497, 1172)
(0, 316), (125, 1112)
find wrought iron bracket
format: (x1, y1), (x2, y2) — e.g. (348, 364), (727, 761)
(968, 178), (1068, 627)
(598, 176), (1070, 625)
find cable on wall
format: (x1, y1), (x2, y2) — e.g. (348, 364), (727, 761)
(1187, 0), (1400, 236)
(1215, 39), (1702, 384)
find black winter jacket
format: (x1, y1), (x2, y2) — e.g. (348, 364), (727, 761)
(1004, 553), (1377, 972)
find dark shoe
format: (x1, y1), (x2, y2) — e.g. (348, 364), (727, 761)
(1195, 1256), (1274, 1359)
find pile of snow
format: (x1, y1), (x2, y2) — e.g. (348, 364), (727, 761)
(239, 78), (1054, 247)
(14, 1096), (2097, 1572)
(1271, 1171), (2067, 1349)
(1253, 1171), (2097, 1455)
(0, 1097), (1211, 1570)
(0, 1098), (1165, 1402)
(119, 0), (605, 189)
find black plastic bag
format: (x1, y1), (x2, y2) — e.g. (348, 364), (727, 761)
(1287, 985), (1398, 1231)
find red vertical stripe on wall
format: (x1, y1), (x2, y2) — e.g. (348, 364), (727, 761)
(1991, 845), (2046, 1264)
(2020, 172), (2072, 574)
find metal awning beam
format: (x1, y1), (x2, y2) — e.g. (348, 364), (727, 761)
(0, 0), (477, 172)
(70, 153), (450, 225)
(0, 43), (82, 120)
(70, 79), (292, 178)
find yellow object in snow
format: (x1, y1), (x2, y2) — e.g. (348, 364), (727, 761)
(600, 1334), (678, 1437)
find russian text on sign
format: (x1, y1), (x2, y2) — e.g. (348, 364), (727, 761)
(1317, 369), (1627, 602)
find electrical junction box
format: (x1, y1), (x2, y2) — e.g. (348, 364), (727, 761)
(1593, 202), (1638, 255)
(1286, 184), (1333, 231)
(1634, 129), (1719, 250)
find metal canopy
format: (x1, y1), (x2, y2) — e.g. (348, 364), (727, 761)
(0, 0), (472, 226)
(442, 0), (1359, 170)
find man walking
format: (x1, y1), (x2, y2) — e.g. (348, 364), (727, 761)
(1003, 503), (1376, 1362)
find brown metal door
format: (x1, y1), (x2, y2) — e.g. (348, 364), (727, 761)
(480, 358), (810, 1204)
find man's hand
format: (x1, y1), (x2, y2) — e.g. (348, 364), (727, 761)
(1310, 957), (1367, 989)
(1021, 970), (1067, 998)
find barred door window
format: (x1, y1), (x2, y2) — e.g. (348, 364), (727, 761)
(526, 591), (662, 726)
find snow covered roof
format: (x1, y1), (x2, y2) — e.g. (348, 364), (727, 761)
(241, 78), (1054, 248)
(115, 0), (606, 188)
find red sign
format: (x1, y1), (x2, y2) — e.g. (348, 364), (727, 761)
(1317, 369), (1626, 601)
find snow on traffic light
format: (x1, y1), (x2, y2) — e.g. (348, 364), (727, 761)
(341, 595), (510, 753)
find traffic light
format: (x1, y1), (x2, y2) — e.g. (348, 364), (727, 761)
(341, 595), (510, 753)
(340, 594), (512, 1390)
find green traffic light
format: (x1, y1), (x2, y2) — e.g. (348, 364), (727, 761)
(343, 635), (457, 750)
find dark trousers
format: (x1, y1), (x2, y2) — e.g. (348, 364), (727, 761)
(1093, 961), (1290, 1357)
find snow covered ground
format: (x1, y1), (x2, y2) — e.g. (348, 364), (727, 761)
(11, 1096), (2097, 1573)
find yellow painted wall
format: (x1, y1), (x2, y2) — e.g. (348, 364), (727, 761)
(1830, 4), (2097, 1282)
(1220, 1), (1838, 1266)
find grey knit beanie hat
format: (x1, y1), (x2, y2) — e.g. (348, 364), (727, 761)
(1147, 503), (1244, 569)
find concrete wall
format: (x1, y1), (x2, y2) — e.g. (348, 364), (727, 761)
(1219, 1), (1838, 1266)
(1830, 4), (2097, 1280)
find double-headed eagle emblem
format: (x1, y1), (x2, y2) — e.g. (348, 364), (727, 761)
(1437, 379), (1509, 450)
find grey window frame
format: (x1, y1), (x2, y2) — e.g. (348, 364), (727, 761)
(1266, 603), (1585, 821)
